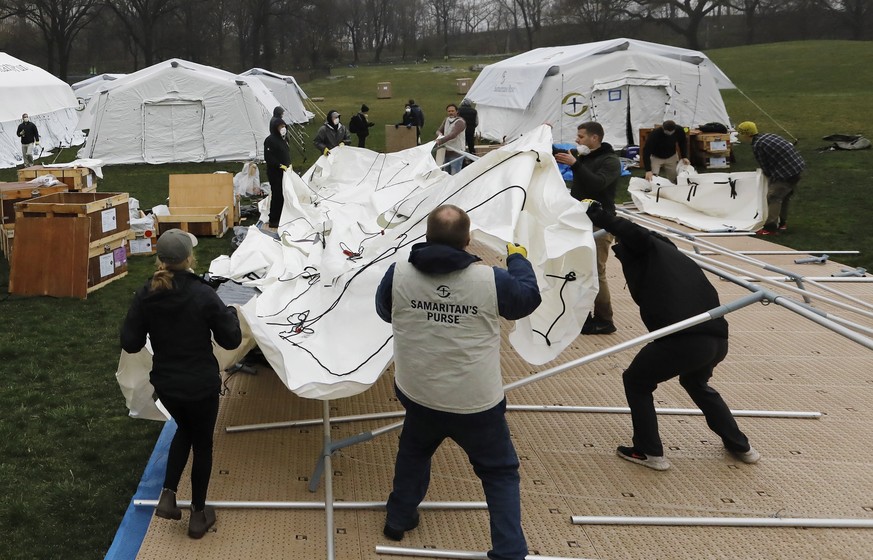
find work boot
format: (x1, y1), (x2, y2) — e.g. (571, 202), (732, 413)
(188, 505), (216, 539)
(383, 511), (420, 541)
(155, 488), (182, 520)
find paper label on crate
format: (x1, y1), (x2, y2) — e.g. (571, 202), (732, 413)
(113, 247), (127, 268)
(99, 253), (114, 277)
(87, 174), (93, 188)
(129, 238), (153, 254)
(709, 140), (728, 152)
(101, 208), (117, 233)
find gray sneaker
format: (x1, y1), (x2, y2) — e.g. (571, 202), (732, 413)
(616, 446), (670, 471)
(729, 446), (761, 464)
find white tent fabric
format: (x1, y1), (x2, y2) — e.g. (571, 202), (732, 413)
(240, 68), (314, 124)
(117, 125), (599, 414)
(465, 38), (735, 148)
(0, 52), (83, 169)
(78, 59), (282, 164)
(71, 73), (125, 104)
(628, 169), (767, 232)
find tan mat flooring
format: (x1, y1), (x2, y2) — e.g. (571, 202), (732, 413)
(133, 219), (873, 560)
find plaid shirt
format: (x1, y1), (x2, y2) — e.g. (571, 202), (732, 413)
(750, 133), (805, 181)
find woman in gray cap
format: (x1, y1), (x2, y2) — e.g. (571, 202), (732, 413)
(120, 229), (242, 538)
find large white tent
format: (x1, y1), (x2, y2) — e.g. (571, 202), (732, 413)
(465, 38), (736, 149)
(240, 68), (314, 124)
(78, 59), (282, 164)
(0, 52), (82, 169)
(72, 73), (125, 105)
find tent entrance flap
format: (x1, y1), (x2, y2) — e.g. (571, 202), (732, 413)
(585, 74), (672, 148)
(143, 101), (206, 164)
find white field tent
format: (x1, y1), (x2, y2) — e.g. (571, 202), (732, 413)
(78, 59), (282, 164)
(0, 52), (82, 169)
(240, 68), (314, 124)
(465, 38), (736, 149)
(72, 73), (125, 105)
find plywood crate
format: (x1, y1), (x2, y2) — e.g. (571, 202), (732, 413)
(155, 206), (230, 238)
(693, 132), (731, 153)
(377, 81), (392, 99)
(15, 191), (130, 248)
(0, 223), (13, 258)
(9, 216), (128, 298)
(17, 165), (98, 191)
(698, 155), (730, 169)
(1, 182), (69, 226)
(456, 77), (471, 94)
(126, 229), (157, 256)
(385, 125), (418, 152)
(169, 173), (238, 225)
(690, 131), (731, 169)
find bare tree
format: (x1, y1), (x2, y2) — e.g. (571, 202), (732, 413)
(23, 0), (101, 79)
(106, 0), (178, 67)
(514, 0), (548, 49)
(338, 0), (365, 64)
(553, 0), (632, 40)
(391, 0), (421, 60)
(816, 0), (870, 39)
(366, 0), (395, 62)
(458, 0), (495, 33)
(426, 0), (458, 58)
(622, 0), (727, 50)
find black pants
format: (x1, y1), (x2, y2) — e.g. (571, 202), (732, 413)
(159, 393), (220, 510)
(356, 134), (367, 148)
(267, 166), (284, 227)
(622, 334), (750, 456)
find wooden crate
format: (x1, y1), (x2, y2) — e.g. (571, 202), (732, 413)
(690, 132), (731, 169)
(456, 77), (471, 94)
(126, 229), (157, 256)
(155, 206), (230, 238)
(1, 182), (69, 225)
(169, 173), (238, 225)
(17, 165), (97, 191)
(9, 216), (128, 298)
(385, 125), (417, 152)
(377, 81), (392, 99)
(15, 191), (130, 248)
(0, 223), (13, 259)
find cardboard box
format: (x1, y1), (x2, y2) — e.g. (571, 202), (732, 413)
(17, 165), (97, 191)
(1, 182), (69, 225)
(155, 206), (230, 238)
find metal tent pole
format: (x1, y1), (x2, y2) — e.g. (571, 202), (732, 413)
(376, 545), (593, 559)
(135, 499), (487, 510)
(322, 399), (336, 560)
(571, 515), (873, 528)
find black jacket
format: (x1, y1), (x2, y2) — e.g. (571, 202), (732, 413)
(458, 104), (478, 138)
(120, 271), (242, 401)
(313, 110), (351, 152)
(17, 121), (39, 144)
(264, 118), (292, 173)
(568, 142), (621, 214)
(589, 211), (728, 339)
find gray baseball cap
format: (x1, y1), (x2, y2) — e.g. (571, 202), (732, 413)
(156, 229), (198, 264)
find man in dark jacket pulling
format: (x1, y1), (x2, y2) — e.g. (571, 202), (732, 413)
(458, 98), (478, 156)
(375, 204), (541, 560)
(585, 200), (760, 471)
(555, 121), (621, 335)
(264, 118), (292, 228)
(313, 109), (351, 155)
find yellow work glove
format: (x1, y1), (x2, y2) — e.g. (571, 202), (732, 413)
(506, 243), (527, 259)
(339, 142), (345, 146)
(323, 147), (330, 156)
(279, 164), (288, 171)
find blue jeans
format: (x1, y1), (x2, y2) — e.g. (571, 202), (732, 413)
(446, 151), (464, 175)
(387, 387), (528, 560)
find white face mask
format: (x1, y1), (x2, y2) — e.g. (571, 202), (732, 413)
(23, 117), (29, 122)
(405, 107), (411, 113)
(279, 128), (286, 136)
(576, 144), (591, 155)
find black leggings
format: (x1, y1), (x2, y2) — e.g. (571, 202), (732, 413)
(160, 393), (220, 510)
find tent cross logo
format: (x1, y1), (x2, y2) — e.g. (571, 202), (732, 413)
(435, 285), (451, 298)
(562, 92), (588, 117)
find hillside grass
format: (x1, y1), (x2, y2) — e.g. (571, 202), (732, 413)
(0, 40), (870, 559)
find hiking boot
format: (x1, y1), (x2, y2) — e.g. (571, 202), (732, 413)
(155, 488), (181, 520)
(188, 505), (216, 539)
(383, 511), (420, 542)
(729, 445), (761, 464)
(616, 445), (670, 471)
(581, 315), (617, 335)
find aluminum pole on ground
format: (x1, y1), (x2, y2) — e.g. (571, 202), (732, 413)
(571, 515), (873, 528)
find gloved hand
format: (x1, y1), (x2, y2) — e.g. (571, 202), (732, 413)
(339, 142), (345, 147)
(279, 164), (288, 171)
(35, 141), (39, 145)
(506, 243), (528, 259)
(323, 147), (330, 156)
(583, 199), (611, 228)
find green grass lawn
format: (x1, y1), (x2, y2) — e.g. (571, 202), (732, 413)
(0, 41), (870, 559)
